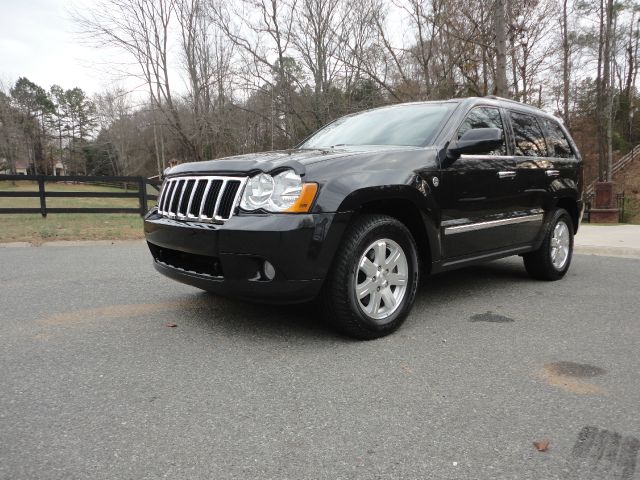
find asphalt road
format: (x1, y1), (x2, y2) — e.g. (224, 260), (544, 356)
(1, 243), (639, 480)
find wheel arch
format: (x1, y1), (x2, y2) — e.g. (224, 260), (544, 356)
(555, 197), (580, 233)
(338, 187), (440, 272)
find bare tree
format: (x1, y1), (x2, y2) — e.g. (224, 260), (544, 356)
(210, 0), (312, 145)
(508, 0), (559, 105)
(74, 0), (197, 166)
(94, 87), (136, 175)
(176, 0), (237, 157)
(49, 0), (636, 190)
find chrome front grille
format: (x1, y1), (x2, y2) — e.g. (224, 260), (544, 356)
(157, 175), (247, 222)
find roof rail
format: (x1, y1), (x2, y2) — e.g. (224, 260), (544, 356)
(483, 95), (537, 108)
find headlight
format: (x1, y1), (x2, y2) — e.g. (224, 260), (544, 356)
(240, 170), (317, 213)
(240, 173), (274, 210)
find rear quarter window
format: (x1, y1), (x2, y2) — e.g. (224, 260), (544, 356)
(542, 118), (574, 158)
(509, 111), (548, 157)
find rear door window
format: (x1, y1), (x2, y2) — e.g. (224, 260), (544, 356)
(509, 112), (548, 157)
(457, 107), (507, 156)
(542, 118), (574, 158)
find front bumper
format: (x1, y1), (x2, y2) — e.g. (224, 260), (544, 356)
(144, 208), (350, 303)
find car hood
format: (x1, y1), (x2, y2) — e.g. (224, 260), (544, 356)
(165, 146), (424, 178)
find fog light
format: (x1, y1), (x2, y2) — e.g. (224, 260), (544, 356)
(263, 260), (275, 280)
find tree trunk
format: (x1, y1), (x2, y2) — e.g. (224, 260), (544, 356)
(596, 0), (606, 181)
(562, 0), (570, 128)
(601, 0), (615, 182)
(494, 0), (509, 97)
(625, 12), (637, 142)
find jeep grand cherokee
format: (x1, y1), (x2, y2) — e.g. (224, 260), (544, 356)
(144, 97), (583, 339)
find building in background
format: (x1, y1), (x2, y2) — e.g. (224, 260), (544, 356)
(0, 159), (66, 175)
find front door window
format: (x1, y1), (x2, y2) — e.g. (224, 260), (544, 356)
(457, 107), (507, 156)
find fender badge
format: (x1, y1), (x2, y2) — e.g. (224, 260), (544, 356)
(432, 177), (440, 187)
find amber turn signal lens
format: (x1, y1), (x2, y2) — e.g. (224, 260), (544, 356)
(286, 183), (318, 213)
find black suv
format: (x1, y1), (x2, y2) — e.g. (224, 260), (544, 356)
(145, 97), (583, 339)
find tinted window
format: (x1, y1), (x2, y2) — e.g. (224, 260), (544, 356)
(509, 112), (548, 157)
(457, 107), (506, 155)
(301, 103), (456, 148)
(542, 119), (573, 158)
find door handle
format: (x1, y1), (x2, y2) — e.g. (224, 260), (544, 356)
(545, 169), (560, 177)
(497, 171), (516, 179)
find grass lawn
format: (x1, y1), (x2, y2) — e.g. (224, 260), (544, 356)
(0, 181), (155, 243)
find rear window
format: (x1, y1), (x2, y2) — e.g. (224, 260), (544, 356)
(542, 118), (574, 158)
(509, 111), (548, 157)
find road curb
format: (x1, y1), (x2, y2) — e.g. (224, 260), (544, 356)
(575, 245), (640, 259)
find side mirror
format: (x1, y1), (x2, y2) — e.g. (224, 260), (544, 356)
(447, 128), (503, 160)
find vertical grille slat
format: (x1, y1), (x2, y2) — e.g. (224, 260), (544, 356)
(165, 180), (178, 214)
(178, 179), (196, 216)
(169, 180), (185, 215)
(211, 179), (227, 218)
(198, 180), (212, 217)
(189, 180), (207, 217)
(157, 175), (246, 223)
(161, 180), (176, 213)
(217, 180), (241, 218)
(158, 181), (167, 212)
(202, 180), (223, 218)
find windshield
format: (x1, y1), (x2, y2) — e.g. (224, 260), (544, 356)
(301, 103), (456, 148)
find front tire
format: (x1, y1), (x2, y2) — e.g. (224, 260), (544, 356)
(321, 214), (419, 339)
(523, 208), (574, 280)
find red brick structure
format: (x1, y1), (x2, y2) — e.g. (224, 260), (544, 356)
(590, 182), (619, 223)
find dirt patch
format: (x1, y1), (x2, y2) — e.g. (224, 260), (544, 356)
(545, 361), (606, 378)
(536, 362), (606, 395)
(469, 311), (515, 323)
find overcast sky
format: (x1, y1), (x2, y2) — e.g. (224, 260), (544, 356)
(0, 0), (131, 95)
(0, 0), (411, 99)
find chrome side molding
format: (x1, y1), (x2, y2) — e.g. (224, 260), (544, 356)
(444, 213), (544, 235)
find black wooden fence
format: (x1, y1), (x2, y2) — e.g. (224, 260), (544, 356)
(0, 175), (161, 217)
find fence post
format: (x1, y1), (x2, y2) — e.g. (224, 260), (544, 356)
(38, 175), (47, 218)
(138, 177), (148, 216)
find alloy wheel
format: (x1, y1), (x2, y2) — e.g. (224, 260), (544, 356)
(354, 238), (408, 321)
(550, 220), (571, 270)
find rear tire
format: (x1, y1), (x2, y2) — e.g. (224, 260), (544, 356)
(523, 208), (574, 281)
(321, 214), (419, 339)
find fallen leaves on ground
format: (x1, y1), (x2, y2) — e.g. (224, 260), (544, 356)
(533, 439), (550, 452)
